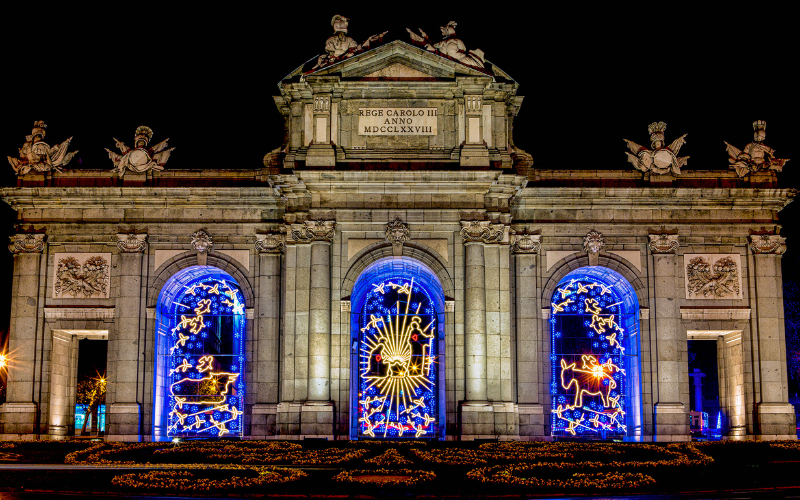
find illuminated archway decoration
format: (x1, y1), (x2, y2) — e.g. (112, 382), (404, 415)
(550, 267), (641, 439)
(350, 258), (445, 439)
(154, 266), (245, 439)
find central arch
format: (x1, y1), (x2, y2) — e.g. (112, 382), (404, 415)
(349, 257), (446, 439)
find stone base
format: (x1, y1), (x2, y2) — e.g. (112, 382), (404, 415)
(276, 401), (334, 439)
(460, 145), (490, 167)
(518, 403), (547, 439)
(106, 403), (141, 442)
(654, 402), (690, 442)
(756, 402), (797, 439)
(306, 145), (336, 167)
(1, 402), (38, 435)
(300, 401), (334, 439)
(250, 403), (277, 438)
(460, 401), (519, 440)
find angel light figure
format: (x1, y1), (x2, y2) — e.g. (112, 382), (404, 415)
(7, 121), (78, 176)
(106, 126), (174, 177)
(624, 121), (688, 176)
(724, 120), (789, 178)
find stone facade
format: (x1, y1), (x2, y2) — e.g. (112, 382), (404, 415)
(1, 41), (795, 442)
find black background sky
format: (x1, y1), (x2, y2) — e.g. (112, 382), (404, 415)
(1, 4), (798, 383)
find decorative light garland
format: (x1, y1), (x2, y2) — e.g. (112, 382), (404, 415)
(358, 277), (439, 438)
(550, 277), (632, 437)
(160, 276), (245, 438)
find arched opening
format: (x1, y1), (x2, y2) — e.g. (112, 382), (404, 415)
(349, 257), (445, 439)
(153, 265), (246, 440)
(549, 266), (642, 440)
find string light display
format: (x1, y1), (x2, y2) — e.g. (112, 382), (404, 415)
(550, 276), (636, 437)
(156, 269), (245, 438)
(357, 277), (439, 438)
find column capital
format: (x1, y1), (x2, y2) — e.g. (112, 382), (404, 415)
(460, 220), (508, 244)
(511, 231), (541, 254)
(749, 233), (786, 255)
(648, 233), (679, 254)
(8, 233), (46, 254)
(255, 232), (285, 254)
(287, 220), (336, 244)
(116, 233), (148, 253)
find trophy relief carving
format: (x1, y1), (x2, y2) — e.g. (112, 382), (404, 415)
(54, 254), (111, 298)
(106, 126), (174, 177)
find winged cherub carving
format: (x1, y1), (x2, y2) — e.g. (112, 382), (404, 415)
(724, 120), (789, 178)
(7, 121), (78, 176)
(407, 21), (485, 69)
(624, 122), (689, 176)
(106, 126), (174, 177)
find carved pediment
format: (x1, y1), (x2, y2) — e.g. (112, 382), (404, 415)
(364, 62), (434, 79)
(300, 41), (506, 81)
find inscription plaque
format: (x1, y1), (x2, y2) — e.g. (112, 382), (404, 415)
(358, 107), (437, 135)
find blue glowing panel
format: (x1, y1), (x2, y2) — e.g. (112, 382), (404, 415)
(358, 277), (438, 438)
(550, 276), (634, 437)
(159, 273), (245, 438)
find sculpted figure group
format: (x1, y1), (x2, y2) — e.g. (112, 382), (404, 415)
(4, 17), (791, 180)
(7, 122), (174, 177)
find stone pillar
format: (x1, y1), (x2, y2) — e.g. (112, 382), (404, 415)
(749, 235), (796, 439)
(1, 234), (46, 437)
(464, 241), (487, 402)
(252, 233), (284, 438)
(459, 221), (512, 439)
(282, 220), (336, 438)
(309, 239), (331, 402)
(107, 233), (148, 441)
(648, 232), (689, 441)
(512, 231), (545, 438)
(48, 331), (78, 439)
(306, 94), (336, 166)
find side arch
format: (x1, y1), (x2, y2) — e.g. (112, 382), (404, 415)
(341, 242), (454, 300)
(148, 250), (255, 308)
(542, 253), (647, 308)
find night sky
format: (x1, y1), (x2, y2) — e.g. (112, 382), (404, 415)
(1, 5), (798, 388)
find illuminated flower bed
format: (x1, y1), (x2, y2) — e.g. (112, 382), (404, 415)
(364, 448), (412, 466)
(111, 466), (306, 491)
(68, 440), (368, 466)
(467, 465), (655, 490)
(333, 468), (435, 488)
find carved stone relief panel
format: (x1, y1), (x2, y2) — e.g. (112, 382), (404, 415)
(53, 253), (111, 299)
(684, 253), (742, 300)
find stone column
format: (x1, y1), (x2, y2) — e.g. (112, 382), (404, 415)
(749, 234), (796, 439)
(459, 221), (508, 439)
(288, 220), (336, 438)
(464, 240), (487, 402)
(512, 231), (544, 437)
(251, 232), (284, 438)
(1, 234), (46, 437)
(309, 239), (332, 402)
(647, 232), (689, 441)
(106, 233), (148, 441)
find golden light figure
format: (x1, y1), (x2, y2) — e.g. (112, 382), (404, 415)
(358, 279), (437, 438)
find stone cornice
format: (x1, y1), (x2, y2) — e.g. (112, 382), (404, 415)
(513, 187), (795, 211)
(0, 187), (282, 211)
